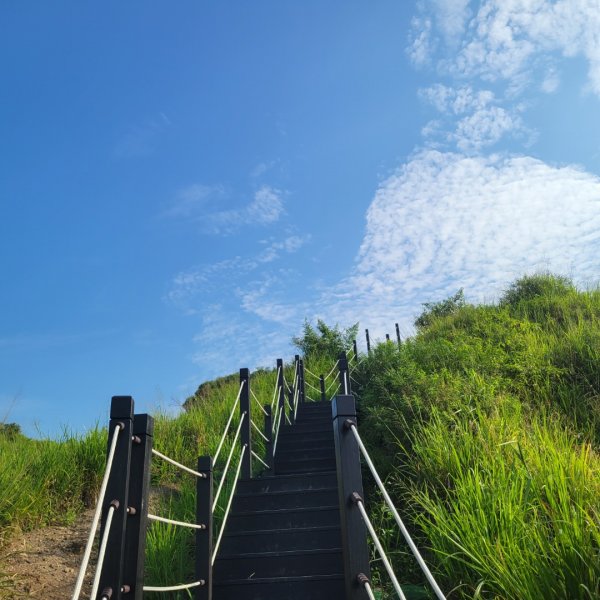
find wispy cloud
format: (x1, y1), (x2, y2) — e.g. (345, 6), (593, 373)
(164, 184), (285, 234)
(319, 150), (600, 338)
(114, 113), (171, 159)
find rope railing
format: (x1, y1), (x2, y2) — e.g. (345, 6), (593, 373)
(324, 360), (339, 382)
(349, 424), (447, 600)
(251, 418), (269, 442)
(212, 444), (247, 564)
(251, 449), (270, 469)
(89, 500), (118, 600)
(71, 424), (122, 600)
(148, 513), (206, 530)
(270, 382), (281, 410)
(213, 380), (245, 468)
(144, 581), (204, 593)
(151, 448), (207, 478)
(355, 496), (407, 600)
(213, 412), (247, 512)
(325, 376), (339, 395)
(250, 388), (268, 415)
(329, 383), (341, 402)
(305, 379), (321, 394)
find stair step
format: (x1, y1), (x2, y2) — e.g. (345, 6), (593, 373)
(278, 423), (332, 434)
(219, 525), (342, 554)
(212, 574), (345, 600)
(277, 430), (333, 443)
(227, 505), (340, 531)
(214, 548), (343, 580)
(275, 456), (336, 474)
(237, 471), (337, 494)
(275, 447), (334, 462)
(233, 487), (338, 511)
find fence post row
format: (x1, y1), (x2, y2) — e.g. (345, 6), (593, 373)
(332, 395), (370, 599)
(98, 396), (153, 600)
(365, 329), (371, 355)
(277, 358), (286, 428)
(196, 456), (213, 600)
(338, 351), (351, 395)
(240, 368), (251, 480)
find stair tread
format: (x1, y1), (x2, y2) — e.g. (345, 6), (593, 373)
(232, 504), (338, 516)
(214, 573), (344, 585)
(223, 524), (340, 537)
(236, 486), (336, 498)
(216, 547), (342, 560)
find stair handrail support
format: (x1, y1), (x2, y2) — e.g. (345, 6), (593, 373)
(276, 358), (286, 429)
(196, 456), (213, 600)
(299, 358), (306, 405)
(332, 394), (371, 599)
(240, 368), (252, 479)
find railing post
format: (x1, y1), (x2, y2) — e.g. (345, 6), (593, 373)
(386, 333), (390, 342)
(276, 359), (286, 428)
(353, 339), (358, 362)
(196, 456), (213, 600)
(299, 359), (306, 404)
(264, 405), (274, 471)
(240, 368), (251, 479)
(365, 329), (371, 355)
(332, 395), (370, 600)
(97, 396), (135, 600)
(338, 351), (351, 395)
(288, 387), (295, 423)
(320, 375), (326, 402)
(396, 323), (402, 347)
(124, 413), (153, 600)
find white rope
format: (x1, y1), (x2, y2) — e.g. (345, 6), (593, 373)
(356, 499), (407, 600)
(364, 580), (377, 600)
(272, 403), (285, 455)
(305, 380), (321, 393)
(151, 449), (207, 479)
(212, 445), (247, 564)
(89, 502), (117, 600)
(148, 513), (206, 530)
(285, 413), (292, 425)
(329, 383), (341, 402)
(250, 388), (268, 415)
(213, 412), (246, 512)
(213, 381), (245, 467)
(325, 376), (339, 394)
(251, 418), (269, 442)
(304, 366), (320, 380)
(293, 386), (300, 420)
(144, 581), (203, 592)
(251, 449), (270, 469)
(271, 397), (281, 435)
(292, 362), (299, 389)
(270, 382), (281, 410)
(324, 360), (339, 382)
(71, 424), (122, 600)
(305, 395), (316, 403)
(350, 425), (446, 600)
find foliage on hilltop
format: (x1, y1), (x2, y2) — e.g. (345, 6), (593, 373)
(292, 319), (359, 360)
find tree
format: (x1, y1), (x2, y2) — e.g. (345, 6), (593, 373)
(292, 319), (359, 360)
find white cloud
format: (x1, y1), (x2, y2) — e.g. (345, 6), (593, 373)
(454, 105), (523, 150)
(412, 0), (600, 97)
(321, 150), (600, 338)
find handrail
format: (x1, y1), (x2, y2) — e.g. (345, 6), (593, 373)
(251, 449), (270, 469)
(251, 418), (269, 442)
(270, 382), (281, 410)
(151, 448), (207, 478)
(250, 388), (268, 415)
(144, 581), (203, 593)
(213, 380), (245, 467)
(324, 360), (339, 382)
(305, 380), (321, 394)
(89, 501), (118, 600)
(148, 513), (206, 530)
(349, 424), (447, 600)
(213, 412), (246, 511)
(212, 444), (247, 564)
(72, 424), (122, 600)
(355, 497), (407, 600)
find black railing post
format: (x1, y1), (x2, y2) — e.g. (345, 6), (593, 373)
(338, 351), (351, 395)
(332, 395), (370, 600)
(385, 333), (390, 342)
(320, 375), (326, 402)
(97, 396), (135, 600)
(353, 339), (358, 361)
(276, 358), (286, 428)
(395, 322), (401, 347)
(196, 456), (213, 600)
(299, 359), (306, 404)
(240, 368), (251, 479)
(264, 405), (274, 471)
(124, 413), (153, 600)
(288, 387), (295, 422)
(365, 329), (371, 355)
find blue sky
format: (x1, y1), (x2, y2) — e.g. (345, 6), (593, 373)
(2, 0), (600, 436)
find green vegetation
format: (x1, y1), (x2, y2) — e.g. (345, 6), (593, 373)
(0, 273), (598, 599)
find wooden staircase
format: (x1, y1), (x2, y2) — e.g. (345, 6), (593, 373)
(213, 401), (346, 599)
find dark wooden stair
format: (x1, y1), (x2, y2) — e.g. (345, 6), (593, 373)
(213, 401), (346, 599)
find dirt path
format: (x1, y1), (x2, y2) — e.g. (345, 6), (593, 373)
(2, 511), (93, 599)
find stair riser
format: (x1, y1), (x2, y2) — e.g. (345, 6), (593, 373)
(279, 424), (333, 433)
(233, 488), (338, 511)
(214, 551), (343, 580)
(236, 472), (336, 494)
(275, 458), (336, 474)
(275, 448), (335, 462)
(227, 507), (339, 531)
(277, 432), (333, 446)
(219, 528), (342, 554)
(213, 577), (345, 600)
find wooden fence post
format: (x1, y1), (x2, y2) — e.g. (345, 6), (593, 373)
(264, 405), (274, 471)
(332, 395), (370, 600)
(276, 359), (286, 428)
(365, 329), (371, 355)
(240, 368), (251, 479)
(299, 359), (306, 404)
(395, 323), (401, 347)
(196, 456), (213, 600)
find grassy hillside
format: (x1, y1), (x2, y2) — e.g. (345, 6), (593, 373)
(0, 273), (598, 599)
(353, 274), (600, 599)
